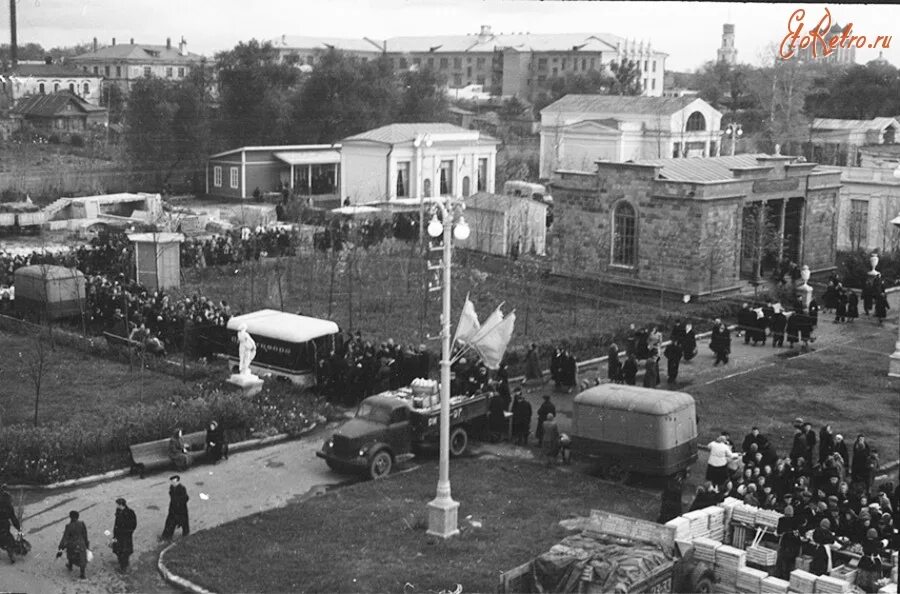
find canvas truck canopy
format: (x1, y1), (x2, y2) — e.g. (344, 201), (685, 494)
(226, 309), (339, 343)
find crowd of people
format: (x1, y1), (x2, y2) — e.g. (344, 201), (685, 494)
(670, 421), (898, 591)
(178, 227), (299, 268)
(821, 272), (891, 326)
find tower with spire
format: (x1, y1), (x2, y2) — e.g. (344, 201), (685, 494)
(717, 24), (737, 66)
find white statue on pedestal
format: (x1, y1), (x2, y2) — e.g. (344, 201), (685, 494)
(237, 324), (257, 377)
(797, 265), (813, 309)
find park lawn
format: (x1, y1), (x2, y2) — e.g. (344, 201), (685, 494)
(0, 330), (191, 427)
(688, 330), (900, 460)
(166, 456), (661, 594)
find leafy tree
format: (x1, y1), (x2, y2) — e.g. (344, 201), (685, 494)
(533, 70), (612, 112)
(397, 67), (448, 123)
(607, 59), (642, 95)
(0, 42), (45, 67)
(100, 83), (127, 125)
(804, 61), (900, 120)
(215, 39), (301, 147)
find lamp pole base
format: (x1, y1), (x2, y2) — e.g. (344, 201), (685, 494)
(426, 496), (460, 539)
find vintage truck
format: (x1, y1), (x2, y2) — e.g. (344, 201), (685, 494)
(316, 383), (494, 479)
(498, 510), (716, 594)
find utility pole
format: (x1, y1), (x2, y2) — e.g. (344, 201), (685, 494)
(10, 0), (18, 68)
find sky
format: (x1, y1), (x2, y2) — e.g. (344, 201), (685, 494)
(2, 0), (900, 72)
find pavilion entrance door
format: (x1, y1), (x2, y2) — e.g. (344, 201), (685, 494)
(740, 200), (784, 281)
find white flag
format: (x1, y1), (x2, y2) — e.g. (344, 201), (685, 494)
(453, 295), (481, 345)
(469, 310), (516, 370)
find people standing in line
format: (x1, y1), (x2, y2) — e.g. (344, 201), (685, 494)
(161, 475), (190, 540)
(681, 323), (697, 361)
(205, 421), (228, 463)
(510, 389), (532, 446)
(874, 291), (890, 326)
(775, 505), (803, 579)
(846, 290), (859, 322)
(607, 343), (622, 383)
(622, 353), (638, 385)
(57, 510), (89, 579)
(542, 413), (561, 467)
(535, 395), (556, 447)
(0, 484), (21, 565)
(524, 343), (542, 383)
(112, 498), (137, 571)
(643, 349), (660, 388)
(664, 341), (683, 384)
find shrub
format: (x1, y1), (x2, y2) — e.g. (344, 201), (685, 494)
(70, 134), (84, 147)
(48, 134), (61, 144)
(836, 250), (900, 288)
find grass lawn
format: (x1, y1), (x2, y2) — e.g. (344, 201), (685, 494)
(0, 329), (190, 427)
(688, 330), (900, 460)
(166, 456), (661, 594)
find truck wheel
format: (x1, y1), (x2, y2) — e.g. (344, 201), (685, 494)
(449, 427), (469, 457)
(368, 450), (393, 479)
(686, 564), (715, 594)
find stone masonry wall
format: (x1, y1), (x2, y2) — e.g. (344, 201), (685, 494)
(803, 187), (839, 271)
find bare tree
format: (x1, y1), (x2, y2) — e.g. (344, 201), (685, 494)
(742, 202), (781, 282)
(19, 326), (52, 427)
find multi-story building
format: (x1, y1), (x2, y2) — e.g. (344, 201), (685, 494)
(69, 37), (204, 91)
(1, 61), (103, 105)
(269, 26), (667, 100)
(793, 24), (856, 65)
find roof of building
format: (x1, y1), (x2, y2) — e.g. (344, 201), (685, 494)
(72, 43), (203, 63)
(541, 94), (699, 115)
(274, 31), (666, 56)
(341, 122), (498, 145)
(274, 150), (341, 166)
(208, 144), (341, 160)
(11, 91), (107, 117)
(6, 63), (99, 78)
(629, 154), (769, 182)
(465, 192), (547, 212)
(812, 117), (900, 132)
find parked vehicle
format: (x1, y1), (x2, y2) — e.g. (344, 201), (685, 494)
(316, 383), (494, 479)
(570, 384), (698, 479)
(13, 264), (86, 321)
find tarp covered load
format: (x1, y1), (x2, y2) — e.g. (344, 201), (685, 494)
(532, 533), (672, 594)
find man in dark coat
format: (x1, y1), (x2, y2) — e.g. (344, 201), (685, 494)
(561, 350), (577, 392)
(488, 391), (509, 442)
(550, 348), (563, 387)
(643, 350), (660, 387)
(524, 343), (542, 382)
(161, 475), (190, 540)
(0, 485), (20, 564)
(58, 510), (89, 579)
(112, 498), (137, 571)
(664, 341), (683, 384)
(775, 505), (803, 579)
(622, 353), (639, 385)
(738, 303), (755, 344)
(510, 389), (532, 446)
(205, 420), (228, 463)
(607, 343), (622, 383)
(710, 321), (730, 365)
(770, 306), (787, 348)
(681, 323), (698, 361)
(658, 473), (685, 524)
(535, 395), (556, 446)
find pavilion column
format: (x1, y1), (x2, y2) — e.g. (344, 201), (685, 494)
(777, 198), (786, 261)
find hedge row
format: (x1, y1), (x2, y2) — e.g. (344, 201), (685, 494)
(0, 381), (338, 485)
(835, 250), (900, 289)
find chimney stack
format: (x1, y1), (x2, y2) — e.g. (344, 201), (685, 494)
(93, 37), (98, 52)
(10, 0), (18, 68)
(112, 37), (116, 46)
(179, 37), (187, 56)
(130, 38), (134, 45)
(166, 37), (171, 50)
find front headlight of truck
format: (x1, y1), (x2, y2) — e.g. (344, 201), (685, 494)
(325, 439), (333, 450)
(359, 448), (367, 457)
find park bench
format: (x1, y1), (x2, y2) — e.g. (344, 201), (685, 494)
(129, 431), (208, 478)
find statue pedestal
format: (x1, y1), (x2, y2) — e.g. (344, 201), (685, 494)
(227, 373), (264, 397)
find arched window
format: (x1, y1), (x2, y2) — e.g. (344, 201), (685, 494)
(38, 83), (45, 94)
(69, 83), (75, 93)
(83, 83), (90, 95)
(612, 201), (637, 266)
(686, 111), (706, 132)
(462, 176), (471, 197)
(53, 82), (60, 93)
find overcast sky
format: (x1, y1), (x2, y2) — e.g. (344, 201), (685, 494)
(3, 1), (899, 72)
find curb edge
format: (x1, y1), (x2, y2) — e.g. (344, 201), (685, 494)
(158, 541), (216, 594)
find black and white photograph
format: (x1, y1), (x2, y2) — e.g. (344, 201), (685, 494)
(0, 1), (898, 592)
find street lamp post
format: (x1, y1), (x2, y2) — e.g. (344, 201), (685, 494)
(725, 123), (743, 157)
(889, 212), (900, 378)
(426, 196), (469, 539)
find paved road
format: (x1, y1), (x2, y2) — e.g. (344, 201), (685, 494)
(2, 435), (344, 594)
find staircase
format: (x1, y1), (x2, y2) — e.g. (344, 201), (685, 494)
(41, 197), (73, 221)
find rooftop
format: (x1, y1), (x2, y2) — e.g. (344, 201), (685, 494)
(11, 91), (107, 117)
(5, 63), (99, 78)
(341, 122), (498, 145)
(72, 43), (203, 63)
(542, 94), (700, 116)
(812, 117), (900, 133)
(465, 192), (547, 212)
(628, 154), (770, 182)
(272, 35), (384, 53)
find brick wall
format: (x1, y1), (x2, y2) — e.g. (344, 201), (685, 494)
(803, 187), (839, 271)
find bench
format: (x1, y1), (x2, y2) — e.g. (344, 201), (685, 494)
(128, 431), (209, 478)
(104, 332), (166, 357)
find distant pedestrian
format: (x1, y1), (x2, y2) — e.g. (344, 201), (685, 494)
(664, 341), (683, 384)
(622, 353), (638, 385)
(561, 349), (577, 393)
(510, 389), (532, 446)
(681, 323), (698, 361)
(535, 395), (556, 447)
(874, 291), (890, 325)
(542, 413), (561, 467)
(658, 472), (685, 523)
(205, 421), (228, 463)
(524, 343), (543, 383)
(710, 321), (730, 366)
(57, 510), (89, 579)
(607, 343), (622, 382)
(771, 305), (787, 348)
(834, 285), (847, 323)
(112, 498), (136, 571)
(0, 484), (21, 564)
(643, 349), (660, 388)
(846, 291), (859, 322)
(161, 475), (190, 540)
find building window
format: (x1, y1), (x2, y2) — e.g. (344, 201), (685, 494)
(453, 74), (462, 87)
(537, 58), (547, 69)
(651, 79), (656, 90)
(54, 82), (60, 92)
(440, 58), (449, 69)
(467, 66), (472, 77)
(166, 67), (173, 78)
(462, 176), (471, 197)
(476, 57), (485, 68)
(104, 65), (110, 77)
(69, 83), (75, 92)
(643, 78), (648, 90)
(561, 59), (567, 69)
(552, 68), (558, 76)
(178, 67), (185, 77)
(439, 160), (454, 195)
(116, 66), (122, 77)
(143, 66), (152, 77)
(652, 60), (657, 72)
(538, 75), (546, 84)
(582, 58), (587, 70)
(230, 167), (239, 190)
(590, 58), (595, 70)
(644, 60), (648, 71)
(477, 158), (488, 192)
(39, 83), (45, 94)
(424, 179), (432, 197)
(93, 66), (99, 74)
(427, 58), (434, 68)
(454, 57), (462, 68)
(83, 83), (90, 95)
(686, 111), (706, 131)
(413, 58), (421, 66)
(213, 166), (222, 188)
(849, 199), (869, 249)
(612, 201), (637, 266)
(396, 162), (410, 197)
(477, 75), (485, 86)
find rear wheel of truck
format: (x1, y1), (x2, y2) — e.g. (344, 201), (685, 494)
(449, 426), (469, 457)
(368, 450), (393, 479)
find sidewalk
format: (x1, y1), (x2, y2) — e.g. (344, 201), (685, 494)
(2, 431), (343, 594)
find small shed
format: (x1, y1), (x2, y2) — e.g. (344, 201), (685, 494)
(463, 192), (547, 257)
(127, 232), (184, 291)
(13, 265), (86, 320)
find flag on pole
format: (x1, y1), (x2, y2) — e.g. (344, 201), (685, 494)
(468, 308), (516, 370)
(453, 294), (481, 345)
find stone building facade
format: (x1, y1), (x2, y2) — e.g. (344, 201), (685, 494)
(547, 154), (842, 295)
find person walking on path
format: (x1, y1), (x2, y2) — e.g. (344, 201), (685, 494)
(874, 291), (890, 326)
(643, 349), (660, 388)
(542, 413), (561, 467)
(112, 498), (137, 571)
(161, 475), (190, 540)
(524, 343), (543, 383)
(681, 323), (697, 361)
(57, 510), (89, 579)
(847, 290), (859, 322)
(622, 353), (638, 385)
(535, 395), (556, 447)
(0, 484), (21, 565)
(771, 305), (787, 348)
(664, 341), (683, 384)
(510, 389), (532, 446)
(710, 320), (731, 366)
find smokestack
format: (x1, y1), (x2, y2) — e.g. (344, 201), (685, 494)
(166, 37), (171, 50)
(9, 0), (17, 68)
(112, 37), (116, 46)
(130, 38), (134, 45)
(93, 37), (98, 52)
